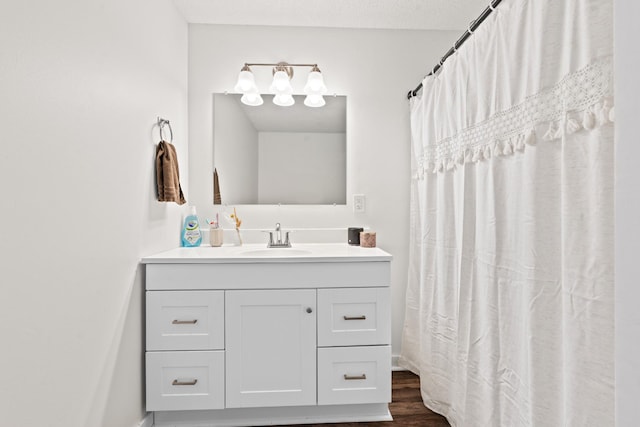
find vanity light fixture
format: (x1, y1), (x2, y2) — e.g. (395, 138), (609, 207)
(234, 62), (328, 107)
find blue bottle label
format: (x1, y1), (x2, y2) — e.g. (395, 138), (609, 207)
(183, 217), (201, 246)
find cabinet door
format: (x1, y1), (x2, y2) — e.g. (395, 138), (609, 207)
(225, 289), (316, 408)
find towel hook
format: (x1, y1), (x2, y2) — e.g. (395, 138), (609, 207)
(157, 117), (173, 143)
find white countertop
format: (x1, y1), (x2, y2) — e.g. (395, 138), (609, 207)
(141, 243), (392, 264)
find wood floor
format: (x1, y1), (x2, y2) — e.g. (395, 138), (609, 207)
(275, 371), (451, 427)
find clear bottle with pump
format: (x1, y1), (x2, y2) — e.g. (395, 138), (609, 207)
(181, 206), (202, 247)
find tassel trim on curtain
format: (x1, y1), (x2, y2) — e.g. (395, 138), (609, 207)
(414, 55), (614, 178)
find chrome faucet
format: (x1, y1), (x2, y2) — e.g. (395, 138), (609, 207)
(268, 223), (291, 248)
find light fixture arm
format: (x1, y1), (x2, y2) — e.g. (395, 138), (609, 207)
(242, 62), (321, 79)
(243, 62), (319, 68)
(273, 62), (294, 79)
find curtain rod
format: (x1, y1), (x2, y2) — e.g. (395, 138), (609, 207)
(407, 0), (503, 100)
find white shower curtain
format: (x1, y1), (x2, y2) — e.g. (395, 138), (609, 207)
(399, 1), (614, 426)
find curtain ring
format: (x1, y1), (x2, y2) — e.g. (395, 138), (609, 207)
(489, 2), (495, 11)
(468, 20), (475, 34)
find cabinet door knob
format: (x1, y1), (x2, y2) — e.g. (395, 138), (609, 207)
(306, 307), (313, 313)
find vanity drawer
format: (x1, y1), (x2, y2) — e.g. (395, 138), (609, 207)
(317, 287), (390, 347)
(317, 345), (391, 405)
(147, 291), (224, 351)
(146, 350), (225, 411)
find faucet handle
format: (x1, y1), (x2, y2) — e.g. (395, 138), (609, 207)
(268, 231), (274, 247)
(284, 231), (290, 246)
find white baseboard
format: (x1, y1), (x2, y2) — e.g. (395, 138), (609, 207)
(392, 354), (406, 371)
(136, 412), (153, 427)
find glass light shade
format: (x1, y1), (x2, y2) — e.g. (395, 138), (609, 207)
(234, 69), (256, 93)
(273, 93), (295, 107)
(270, 70), (293, 94)
(240, 91), (263, 106)
(304, 71), (327, 95)
(304, 94), (326, 108)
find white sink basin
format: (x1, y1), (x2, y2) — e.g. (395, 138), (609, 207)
(240, 248), (313, 257)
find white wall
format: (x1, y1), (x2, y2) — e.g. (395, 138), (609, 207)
(258, 132), (346, 204)
(214, 94), (259, 204)
(614, 1), (640, 425)
(188, 24), (458, 359)
(0, 1), (188, 426)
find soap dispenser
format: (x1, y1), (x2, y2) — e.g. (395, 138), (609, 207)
(181, 206), (202, 247)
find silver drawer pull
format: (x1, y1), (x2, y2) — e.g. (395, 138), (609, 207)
(172, 379), (198, 386)
(172, 319), (198, 325)
(343, 315), (366, 321)
(344, 374), (367, 380)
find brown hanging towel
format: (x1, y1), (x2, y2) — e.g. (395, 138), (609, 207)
(213, 168), (222, 204)
(155, 140), (186, 205)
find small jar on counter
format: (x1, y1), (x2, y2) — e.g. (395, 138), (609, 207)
(210, 227), (223, 247)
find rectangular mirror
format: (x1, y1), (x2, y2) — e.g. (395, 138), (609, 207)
(213, 93), (347, 205)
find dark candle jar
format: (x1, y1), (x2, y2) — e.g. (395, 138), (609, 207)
(348, 227), (364, 245)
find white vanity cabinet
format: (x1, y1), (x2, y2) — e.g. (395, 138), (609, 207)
(142, 244), (393, 427)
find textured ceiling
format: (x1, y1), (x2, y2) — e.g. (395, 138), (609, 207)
(173, 0), (490, 31)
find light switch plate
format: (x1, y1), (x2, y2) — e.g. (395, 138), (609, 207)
(353, 194), (365, 213)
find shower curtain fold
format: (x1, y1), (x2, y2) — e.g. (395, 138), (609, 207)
(399, 1), (614, 426)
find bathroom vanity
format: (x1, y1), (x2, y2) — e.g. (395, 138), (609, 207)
(142, 243), (393, 426)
